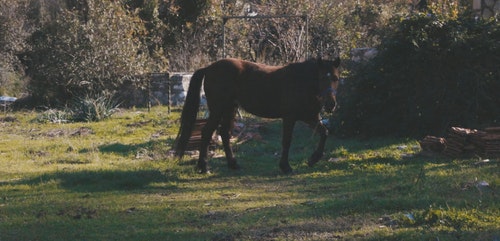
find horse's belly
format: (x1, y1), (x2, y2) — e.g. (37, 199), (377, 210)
(244, 108), (281, 119)
(237, 97), (282, 119)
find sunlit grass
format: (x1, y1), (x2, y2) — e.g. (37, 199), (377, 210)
(0, 106), (499, 240)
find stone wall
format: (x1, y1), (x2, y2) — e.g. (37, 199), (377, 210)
(121, 72), (196, 108)
(350, 48), (378, 63)
(169, 72), (195, 106)
(474, 0), (500, 19)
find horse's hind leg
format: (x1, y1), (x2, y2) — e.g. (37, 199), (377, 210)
(279, 118), (296, 174)
(197, 112), (222, 174)
(306, 120), (328, 167)
(219, 105), (239, 170)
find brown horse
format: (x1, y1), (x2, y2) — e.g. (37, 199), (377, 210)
(175, 57), (341, 174)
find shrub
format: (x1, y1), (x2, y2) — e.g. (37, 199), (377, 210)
(0, 0), (31, 96)
(71, 94), (120, 122)
(337, 13), (500, 137)
(34, 109), (73, 124)
(33, 94), (119, 123)
(22, 0), (158, 106)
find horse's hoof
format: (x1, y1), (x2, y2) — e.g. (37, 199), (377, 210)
(307, 152), (323, 167)
(279, 164), (293, 174)
(197, 168), (211, 174)
(307, 159), (318, 167)
(196, 164), (210, 174)
(228, 163), (241, 171)
(228, 159), (240, 170)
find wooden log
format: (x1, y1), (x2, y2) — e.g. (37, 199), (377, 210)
(185, 119), (214, 151)
(485, 127), (500, 133)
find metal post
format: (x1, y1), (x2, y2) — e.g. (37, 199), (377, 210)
(147, 74), (151, 112)
(304, 15), (309, 59)
(167, 73), (171, 115)
(222, 17), (227, 59)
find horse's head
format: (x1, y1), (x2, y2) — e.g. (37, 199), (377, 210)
(317, 57), (341, 112)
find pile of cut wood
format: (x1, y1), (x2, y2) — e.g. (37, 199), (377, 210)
(184, 119), (212, 151)
(419, 127), (500, 157)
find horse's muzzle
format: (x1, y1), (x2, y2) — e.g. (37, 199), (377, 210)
(324, 95), (337, 113)
(320, 86), (338, 113)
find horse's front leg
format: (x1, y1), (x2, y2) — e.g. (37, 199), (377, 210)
(279, 118), (296, 174)
(306, 119), (329, 167)
(220, 107), (239, 170)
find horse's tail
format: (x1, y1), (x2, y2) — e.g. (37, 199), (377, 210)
(174, 67), (206, 158)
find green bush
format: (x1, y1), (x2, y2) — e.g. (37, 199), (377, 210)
(33, 94), (119, 123)
(34, 109), (73, 124)
(337, 13), (500, 137)
(22, 0), (158, 106)
(71, 94), (120, 122)
(0, 0), (31, 96)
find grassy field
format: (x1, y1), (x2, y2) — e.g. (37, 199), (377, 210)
(1, 106), (499, 241)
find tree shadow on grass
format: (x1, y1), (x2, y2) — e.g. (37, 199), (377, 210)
(1, 169), (175, 193)
(80, 138), (175, 157)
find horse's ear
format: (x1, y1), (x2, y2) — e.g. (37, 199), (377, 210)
(315, 57), (323, 68)
(333, 57), (341, 67)
(316, 54), (323, 63)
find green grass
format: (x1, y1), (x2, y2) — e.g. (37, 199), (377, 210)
(1, 106), (499, 240)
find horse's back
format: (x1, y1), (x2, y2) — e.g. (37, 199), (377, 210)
(206, 58), (280, 76)
(203, 58), (284, 118)
(201, 58), (325, 120)
(202, 59), (241, 103)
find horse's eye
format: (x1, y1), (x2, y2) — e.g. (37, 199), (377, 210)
(326, 73), (331, 77)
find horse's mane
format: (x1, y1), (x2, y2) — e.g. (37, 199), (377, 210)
(282, 58), (321, 89)
(288, 58), (322, 71)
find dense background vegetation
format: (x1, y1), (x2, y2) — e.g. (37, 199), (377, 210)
(0, 0), (409, 103)
(337, 11), (500, 137)
(1, 0), (498, 137)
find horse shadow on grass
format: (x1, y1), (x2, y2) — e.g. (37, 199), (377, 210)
(187, 131), (419, 178)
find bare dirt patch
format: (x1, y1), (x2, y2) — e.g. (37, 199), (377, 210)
(44, 127), (94, 137)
